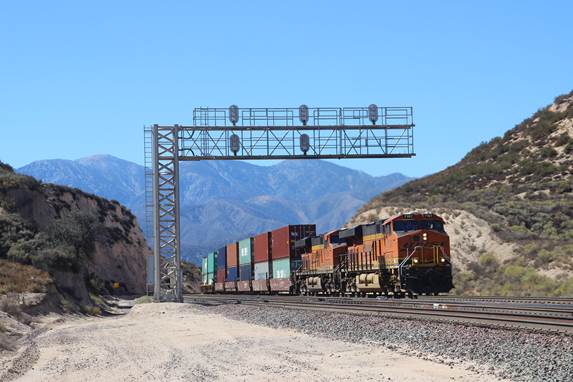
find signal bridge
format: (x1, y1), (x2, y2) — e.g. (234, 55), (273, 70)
(144, 105), (415, 301)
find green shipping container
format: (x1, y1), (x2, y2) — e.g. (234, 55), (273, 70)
(202, 257), (208, 284)
(206, 272), (215, 285)
(207, 251), (217, 273)
(239, 238), (253, 266)
(272, 258), (290, 279)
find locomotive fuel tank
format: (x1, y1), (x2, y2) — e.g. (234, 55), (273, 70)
(305, 276), (322, 291)
(355, 273), (382, 291)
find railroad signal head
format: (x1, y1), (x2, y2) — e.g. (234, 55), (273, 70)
(299, 104), (309, 125)
(229, 105), (239, 125)
(230, 134), (240, 155)
(368, 104), (379, 125)
(300, 133), (310, 154)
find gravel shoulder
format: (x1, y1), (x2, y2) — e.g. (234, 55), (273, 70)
(206, 303), (573, 382)
(1, 302), (491, 382)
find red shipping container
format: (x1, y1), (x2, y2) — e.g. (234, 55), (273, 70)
(216, 269), (225, 283)
(271, 225), (316, 260)
(254, 232), (271, 263)
(226, 242), (239, 268)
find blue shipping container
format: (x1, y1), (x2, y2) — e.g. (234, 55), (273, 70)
(239, 264), (252, 281)
(217, 246), (226, 268)
(226, 266), (238, 281)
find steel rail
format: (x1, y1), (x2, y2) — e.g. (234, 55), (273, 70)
(184, 294), (573, 334)
(414, 295), (573, 305)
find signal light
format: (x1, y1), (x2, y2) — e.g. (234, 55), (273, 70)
(299, 104), (309, 125)
(368, 104), (378, 125)
(229, 105), (239, 125)
(300, 134), (310, 154)
(230, 134), (240, 155)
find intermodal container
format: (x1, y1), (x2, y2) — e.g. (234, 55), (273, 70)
(271, 225), (316, 260)
(254, 261), (271, 280)
(272, 258), (290, 279)
(254, 232), (271, 263)
(239, 263), (252, 281)
(205, 272), (215, 285)
(202, 257), (208, 284)
(217, 246), (226, 269)
(226, 266), (238, 281)
(216, 268), (225, 283)
(226, 242), (239, 268)
(207, 251), (217, 274)
(239, 238), (253, 266)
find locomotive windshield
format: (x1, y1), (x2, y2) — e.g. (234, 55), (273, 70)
(393, 220), (444, 232)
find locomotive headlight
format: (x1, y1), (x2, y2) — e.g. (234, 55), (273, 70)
(413, 258), (419, 264)
(422, 233), (428, 241)
(440, 258), (446, 263)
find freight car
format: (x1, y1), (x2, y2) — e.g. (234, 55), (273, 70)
(200, 213), (453, 297)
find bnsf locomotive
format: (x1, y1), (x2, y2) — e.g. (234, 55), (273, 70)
(201, 213), (453, 297)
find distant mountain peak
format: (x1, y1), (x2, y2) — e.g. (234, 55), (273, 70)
(19, 156), (411, 263)
(77, 154), (120, 162)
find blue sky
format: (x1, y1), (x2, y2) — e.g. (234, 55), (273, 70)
(1, 1), (572, 177)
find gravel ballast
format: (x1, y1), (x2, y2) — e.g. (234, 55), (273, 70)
(201, 303), (573, 382)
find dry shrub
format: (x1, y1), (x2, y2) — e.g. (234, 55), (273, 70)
(0, 260), (52, 294)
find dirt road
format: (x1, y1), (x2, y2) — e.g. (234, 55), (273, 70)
(2, 303), (492, 381)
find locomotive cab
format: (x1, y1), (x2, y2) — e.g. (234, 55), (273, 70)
(392, 213), (453, 294)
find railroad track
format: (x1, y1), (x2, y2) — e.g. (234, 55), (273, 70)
(415, 295), (573, 305)
(184, 294), (573, 334)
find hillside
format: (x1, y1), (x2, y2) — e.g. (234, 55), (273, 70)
(0, 161), (150, 311)
(350, 91), (573, 296)
(20, 157), (411, 263)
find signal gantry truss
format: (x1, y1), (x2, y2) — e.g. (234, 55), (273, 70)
(146, 105), (415, 301)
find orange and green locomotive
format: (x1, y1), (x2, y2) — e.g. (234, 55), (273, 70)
(296, 213), (452, 297)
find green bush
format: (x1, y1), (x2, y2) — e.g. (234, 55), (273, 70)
(7, 236), (78, 272)
(4, 210), (101, 274)
(538, 147), (557, 159)
(49, 210), (99, 258)
(554, 133), (572, 146)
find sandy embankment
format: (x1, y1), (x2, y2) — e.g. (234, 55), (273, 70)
(3, 303), (489, 382)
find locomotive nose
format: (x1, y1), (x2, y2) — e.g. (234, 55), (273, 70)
(399, 230), (449, 266)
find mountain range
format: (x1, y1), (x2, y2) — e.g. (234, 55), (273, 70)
(19, 157), (411, 263)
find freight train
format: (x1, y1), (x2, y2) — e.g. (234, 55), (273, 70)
(201, 213), (453, 297)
